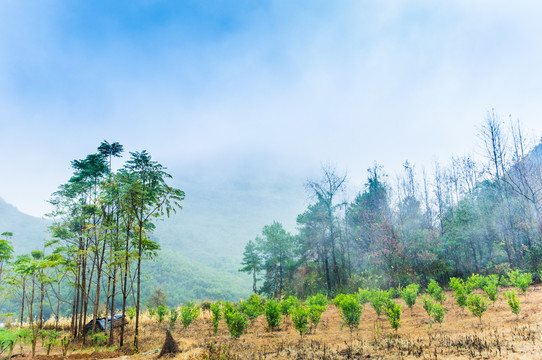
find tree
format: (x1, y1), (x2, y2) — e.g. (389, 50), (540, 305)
(0, 232), (14, 284)
(239, 239), (262, 293)
(122, 151), (184, 352)
(305, 165), (347, 292)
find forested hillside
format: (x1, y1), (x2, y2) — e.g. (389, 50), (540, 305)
(242, 114), (542, 298)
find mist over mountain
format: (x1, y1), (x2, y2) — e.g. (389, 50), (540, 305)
(0, 197), (49, 254)
(0, 165), (309, 303)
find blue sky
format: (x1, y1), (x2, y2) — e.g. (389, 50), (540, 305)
(1, 1), (542, 217)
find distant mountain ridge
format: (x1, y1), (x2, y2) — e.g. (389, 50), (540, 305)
(0, 197), (49, 254)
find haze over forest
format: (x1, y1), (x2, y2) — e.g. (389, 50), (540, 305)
(2, 1), (542, 308)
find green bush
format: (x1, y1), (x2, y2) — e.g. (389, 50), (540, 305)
(426, 279), (446, 302)
(467, 294), (488, 324)
(264, 298), (282, 331)
(400, 284), (419, 315)
(210, 301), (223, 335)
(504, 290), (521, 319)
(156, 305), (169, 324)
(180, 302), (201, 329)
(449, 277), (468, 310)
(369, 289), (390, 318)
(279, 296), (300, 318)
(422, 295), (445, 329)
(0, 329), (18, 359)
(385, 301), (402, 332)
(126, 307), (136, 320)
(335, 294), (363, 334)
(42, 330), (60, 355)
(508, 270), (532, 295)
(89, 331), (108, 352)
(482, 277), (499, 303)
(224, 307), (248, 339)
(291, 305), (309, 336)
(168, 307), (178, 328)
(239, 293), (264, 320)
(306, 293), (328, 307)
(356, 288), (372, 304)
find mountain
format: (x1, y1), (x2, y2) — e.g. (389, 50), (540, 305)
(0, 171), (308, 304)
(0, 198), (49, 254)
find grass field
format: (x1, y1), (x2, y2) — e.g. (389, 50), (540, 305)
(11, 285), (542, 359)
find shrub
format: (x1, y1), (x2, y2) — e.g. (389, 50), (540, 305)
(307, 305), (326, 333)
(180, 302), (201, 329)
(224, 307), (248, 339)
(400, 284), (419, 315)
(385, 301), (402, 333)
(306, 293), (328, 307)
(156, 305), (169, 324)
(466, 274), (483, 291)
(210, 301), (223, 335)
(239, 293), (264, 320)
(0, 329), (18, 359)
(264, 299), (282, 331)
(508, 270), (532, 295)
(482, 277), (499, 303)
(42, 330), (60, 355)
(89, 331), (108, 352)
(426, 279), (446, 302)
(504, 290), (521, 319)
(126, 307), (136, 320)
(467, 294), (488, 324)
(369, 289), (390, 318)
(431, 301), (445, 326)
(290, 305), (309, 336)
(356, 288), (372, 304)
(422, 295), (445, 329)
(335, 294), (363, 335)
(168, 307), (178, 328)
(449, 278), (468, 310)
(279, 296), (300, 319)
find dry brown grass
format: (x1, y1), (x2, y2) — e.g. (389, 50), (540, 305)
(13, 285), (542, 359)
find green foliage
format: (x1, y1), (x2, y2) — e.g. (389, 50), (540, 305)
(482, 276), (499, 302)
(508, 270), (532, 295)
(400, 284), (419, 314)
(369, 289), (390, 317)
(426, 279), (446, 302)
(431, 301), (445, 325)
(466, 274), (483, 291)
(126, 307), (136, 320)
(264, 298), (282, 331)
(306, 293), (328, 307)
(223, 304), (248, 339)
(335, 294), (363, 333)
(385, 300), (402, 332)
(504, 290), (521, 318)
(156, 305), (169, 324)
(168, 307), (178, 328)
(0, 328), (18, 358)
(356, 288), (372, 304)
(279, 296), (300, 317)
(210, 301), (223, 335)
(42, 330), (60, 355)
(290, 305), (309, 336)
(239, 293), (264, 320)
(467, 294), (488, 323)
(422, 295), (445, 329)
(89, 331), (108, 352)
(180, 302), (201, 329)
(449, 277), (469, 310)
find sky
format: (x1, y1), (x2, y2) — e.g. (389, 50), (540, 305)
(1, 0), (542, 218)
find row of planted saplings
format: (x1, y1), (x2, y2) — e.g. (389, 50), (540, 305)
(142, 269), (534, 340)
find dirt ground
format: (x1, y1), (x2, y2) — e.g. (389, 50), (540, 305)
(13, 285), (542, 359)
